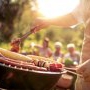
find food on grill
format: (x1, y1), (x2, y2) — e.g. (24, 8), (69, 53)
(0, 48), (32, 62)
(0, 48), (64, 89)
(27, 55), (54, 62)
(27, 55), (52, 68)
(64, 58), (73, 67)
(49, 63), (63, 72)
(0, 48), (63, 72)
(28, 55), (63, 72)
(0, 57), (47, 71)
(0, 59), (61, 90)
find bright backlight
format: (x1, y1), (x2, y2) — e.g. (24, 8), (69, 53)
(37, 0), (79, 18)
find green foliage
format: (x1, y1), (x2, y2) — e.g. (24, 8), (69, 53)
(0, 0), (84, 52)
(64, 58), (74, 67)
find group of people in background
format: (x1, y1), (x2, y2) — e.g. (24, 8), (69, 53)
(29, 37), (80, 67)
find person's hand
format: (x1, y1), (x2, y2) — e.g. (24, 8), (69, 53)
(77, 60), (90, 82)
(31, 18), (50, 33)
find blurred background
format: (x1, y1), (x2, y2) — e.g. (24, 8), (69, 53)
(0, 1), (84, 90)
(0, 0), (84, 53)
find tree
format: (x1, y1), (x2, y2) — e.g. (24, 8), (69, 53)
(0, 0), (30, 42)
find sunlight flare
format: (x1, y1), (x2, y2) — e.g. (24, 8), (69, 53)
(37, 0), (79, 18)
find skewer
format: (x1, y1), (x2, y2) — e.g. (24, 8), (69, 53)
(20, 24), (42, 42)
(65, 69), (83, 77)
(11, 24), (42, 46)
(10, 24), (42, 52)
(63, 67), (83, 77)
(64, 67), (77, 72)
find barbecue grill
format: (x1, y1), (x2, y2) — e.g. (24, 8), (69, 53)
(0, 56), (63, 90)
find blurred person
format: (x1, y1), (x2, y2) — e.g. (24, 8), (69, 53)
(64, 43), (80, 66)
(29, 42), (39, 56)
(34, 37), (52, 58)
(30, 0), (90, 90)
(31, 49), (39, 56)
(52, 42), (64, 62)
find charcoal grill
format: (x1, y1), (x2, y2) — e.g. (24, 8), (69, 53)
(0, 56), (63, 90)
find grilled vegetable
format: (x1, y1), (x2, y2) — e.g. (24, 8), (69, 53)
(27, 55), (63, 71)
(27, 55), (54, 62)
(64, 58), (73, 67)
(0, 48), (32, 62)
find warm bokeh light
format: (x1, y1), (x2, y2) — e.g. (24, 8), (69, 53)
(37, 0), (79, 18)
